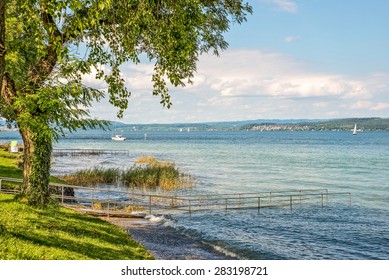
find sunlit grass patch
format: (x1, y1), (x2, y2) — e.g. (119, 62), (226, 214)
(0, 149), (23, 179)
(0, 193), (154, 260)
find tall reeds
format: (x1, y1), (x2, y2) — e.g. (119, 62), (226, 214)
(61, 167), (121, 186)
(61, 156), (195, 191)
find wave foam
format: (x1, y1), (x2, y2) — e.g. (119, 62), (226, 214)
(145, 214), (168, 224)
(206, 243), (241, 259)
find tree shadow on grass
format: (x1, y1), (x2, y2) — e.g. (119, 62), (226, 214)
(9, 230), (150, 260)
(31, 209), (131, 242)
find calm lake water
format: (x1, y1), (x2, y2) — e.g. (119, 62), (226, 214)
(2, 130), (388, 259)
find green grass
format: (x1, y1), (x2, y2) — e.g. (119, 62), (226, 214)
(0, 193), (154, 260)
(0, 149), (154, 260)
(0, 150), (23, 179)
(0, 150), (65, 185)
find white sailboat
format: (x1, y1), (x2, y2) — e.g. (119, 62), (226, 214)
(111, 122), (126, 140)
(112, 134), (126, 141)
(352, 123), (357, 135)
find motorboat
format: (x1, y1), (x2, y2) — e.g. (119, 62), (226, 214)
(111, 134), (126, 141)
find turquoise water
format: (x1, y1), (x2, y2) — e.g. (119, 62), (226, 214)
(2, 130), (388, 259)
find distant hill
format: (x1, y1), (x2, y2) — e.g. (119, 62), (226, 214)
(2, 117), (388, 133)
(241, 118), (389, 131)
(114, 117), (389, 132)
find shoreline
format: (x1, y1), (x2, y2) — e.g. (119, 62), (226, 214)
(105, 217), (238, 260)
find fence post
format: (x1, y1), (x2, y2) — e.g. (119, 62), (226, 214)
(0, 179), (2, 191)
(290, 195), (293, 211)
(107, 191), (110, 218)
(61, 185), (64, 205)
(326, 189), (329, 206)
(189, 200), (192, 214)
(349, 193), (352, 205)
(149, 196), (152, 214)
(257, 197), (261, 214)
(270, 192), (272, 205)
(225, 199), (228, 211)
(321, 194), (324, 207)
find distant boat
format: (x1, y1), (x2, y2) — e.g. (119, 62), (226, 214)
(352, 123), (357, 135)
(112, 134), (126, 141)
(111, 122), (126, 140)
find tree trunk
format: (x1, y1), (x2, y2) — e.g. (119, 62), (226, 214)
(19, 125), (53, 206)
(0, 0), (5, 90)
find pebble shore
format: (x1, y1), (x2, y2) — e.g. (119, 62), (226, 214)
(106, 217), (237, 260)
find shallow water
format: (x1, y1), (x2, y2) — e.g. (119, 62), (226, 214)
(107, 216), (237, 260)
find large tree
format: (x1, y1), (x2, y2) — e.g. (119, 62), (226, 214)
(0, 0), (251, 206)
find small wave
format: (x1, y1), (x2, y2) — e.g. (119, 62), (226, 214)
(206, 243), (241, 259)
(145, 214), (170, 224)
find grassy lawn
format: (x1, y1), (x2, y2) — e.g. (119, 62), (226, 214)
(0, 193), (154, 259)
(0, 150), (23, 179)
(0, 149), (154, 260)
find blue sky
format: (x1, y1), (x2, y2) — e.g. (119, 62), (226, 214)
(86, 0), (389, 124)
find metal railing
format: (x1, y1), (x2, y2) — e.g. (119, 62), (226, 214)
(0, 177), (352, 217)
(52, 148), (129, 156)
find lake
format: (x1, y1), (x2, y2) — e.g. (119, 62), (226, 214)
(2, 130), (388, 259)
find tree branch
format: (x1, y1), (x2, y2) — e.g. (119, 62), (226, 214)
(1, 73), (17, 109)
(27, 3), (65, 88)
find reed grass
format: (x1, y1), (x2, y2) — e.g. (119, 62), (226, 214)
(135, 155), (174, 168)
(61, 167), (121, 186)
(62, 156), (195, 190)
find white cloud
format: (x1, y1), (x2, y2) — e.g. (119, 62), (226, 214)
(82, 63), (155, 93)
(284, 35), (299, 43)
(313, 102), (329, 109)
(351, 101), (389, 111)
(351, 101), (374, 110)
(81, 65), (109, 90)
(372, 103), (389, 111)
(268, 0), (298, 13)
(192, 50), (370, 100)
(85, 49), (389, 123)
(122, 64), (154, 91)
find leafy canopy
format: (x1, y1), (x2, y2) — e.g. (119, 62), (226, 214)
(2, 0), (252, 138)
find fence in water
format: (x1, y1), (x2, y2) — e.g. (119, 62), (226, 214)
(0, 177), (352, 217)
(52, 148), (129, 156)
